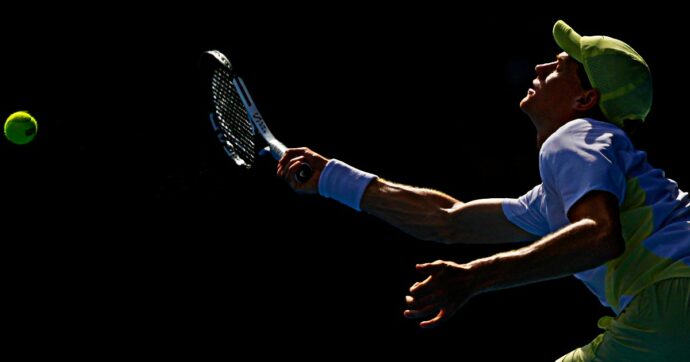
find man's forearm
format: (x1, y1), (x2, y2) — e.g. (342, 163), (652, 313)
(361, 178), (462, 242)
(360, 178), (536, 244)
(470, 218), (624, 293)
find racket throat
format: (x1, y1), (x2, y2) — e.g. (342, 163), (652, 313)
(265, 140), (287, 161)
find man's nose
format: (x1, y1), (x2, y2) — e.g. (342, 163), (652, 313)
(535, 62), (555, 77)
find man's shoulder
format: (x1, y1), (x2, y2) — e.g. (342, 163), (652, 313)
(558, 118), (620, 136)
(540, 119), (589, 157)
(542, 118), (624, 154)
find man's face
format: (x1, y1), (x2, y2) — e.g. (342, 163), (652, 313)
(520, 52), (587, 124)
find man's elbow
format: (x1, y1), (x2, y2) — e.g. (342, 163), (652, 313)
(431, 205), (492, 245)
(425, 209), (461, 245)
(606, 232), (625, 260)
(597, 221), (625, 260)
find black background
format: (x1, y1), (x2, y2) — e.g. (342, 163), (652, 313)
(2, 9), (688, 359)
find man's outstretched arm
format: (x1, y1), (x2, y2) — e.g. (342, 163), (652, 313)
(277, 148), (536, 245)
(360, 178), (536, 244)
(405, 190), (625, 327)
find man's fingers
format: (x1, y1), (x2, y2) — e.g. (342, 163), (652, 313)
(281, 148), (309, 162)
(416, 260), (446, 274)
(276, 163), (283, 178)
(409, 275), (434, 296)
(278, 148), (309, 169)
(406, 293), (439, 309)
(403, 302), (439, 319)
(419, 308), (447, 328)
(282, 147), (309, 157)
(278, 155), (307, 180)
(287, 156), (308, 183)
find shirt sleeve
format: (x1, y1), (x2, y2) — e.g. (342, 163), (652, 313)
(541, 122), (627, 215)
(502, 184), (550, 237)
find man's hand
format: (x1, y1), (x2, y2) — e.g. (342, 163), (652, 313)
(277, 147), (329, 194)
(404, 260), (478, 328)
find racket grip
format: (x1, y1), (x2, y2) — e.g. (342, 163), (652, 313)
(262, 145), (312, 182)
(295, 163), (313, 183)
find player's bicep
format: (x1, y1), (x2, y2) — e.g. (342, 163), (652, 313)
(449, 199), (539, 244)
(567, 190), (625, 257)
(567, 190), (621, 231)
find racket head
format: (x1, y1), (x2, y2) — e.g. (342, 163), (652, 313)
(199, 50), (256, 169)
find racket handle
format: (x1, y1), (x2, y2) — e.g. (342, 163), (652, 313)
(295, 163), (313, 183)
(259, 146), (272, 157)
(260, 145), (313, 183)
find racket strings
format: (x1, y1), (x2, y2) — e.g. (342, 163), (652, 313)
(210, 67), (256, 167)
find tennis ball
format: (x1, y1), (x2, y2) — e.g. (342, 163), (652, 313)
(4, 111), (38, 145)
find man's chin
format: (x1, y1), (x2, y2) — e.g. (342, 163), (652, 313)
(520, 100), (540, 122)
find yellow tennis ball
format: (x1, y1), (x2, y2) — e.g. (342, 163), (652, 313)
(4, 111), (38, 145)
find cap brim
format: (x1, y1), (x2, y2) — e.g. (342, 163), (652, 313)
(553, 20), (583, 62)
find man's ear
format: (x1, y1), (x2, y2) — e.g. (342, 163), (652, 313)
(574, 88), (599, 112)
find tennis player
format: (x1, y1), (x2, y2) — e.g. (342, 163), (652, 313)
(278, 20), (689, 361)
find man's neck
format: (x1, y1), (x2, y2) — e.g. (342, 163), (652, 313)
(535, 117), (572, 149)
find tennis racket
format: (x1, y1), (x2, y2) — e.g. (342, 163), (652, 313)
(199, 50), (312, 182)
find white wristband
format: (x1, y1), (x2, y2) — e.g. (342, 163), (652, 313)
(318, 159), (377, 211)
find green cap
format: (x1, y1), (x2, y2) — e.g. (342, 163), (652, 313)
(553, 20), (652, 127)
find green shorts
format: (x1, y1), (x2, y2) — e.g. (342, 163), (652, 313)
(556, 277), (690, 362)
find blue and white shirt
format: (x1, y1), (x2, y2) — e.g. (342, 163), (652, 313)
(503, 118), (690, 314)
